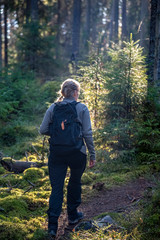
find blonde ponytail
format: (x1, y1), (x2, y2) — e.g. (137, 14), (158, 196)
(56, 79), (80, 102)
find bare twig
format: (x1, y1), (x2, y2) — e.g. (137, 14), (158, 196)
(41, 136), (46, 162)
(23, 186), (33, 194)
(1, 173), (13, 178)
(5, 181), (20, 192)
(27, 180), (36, 187)
(131, 197), (142, 204)
(25, 151), (29, 162)
(127, 194), (133, 200)
(23, 180), (36, 194)
(31, 144), (41, 158)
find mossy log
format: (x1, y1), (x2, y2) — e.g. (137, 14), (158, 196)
(0, 159), (40, 173)
(0, 152), (47, 173)
(0, 152), (48, 173)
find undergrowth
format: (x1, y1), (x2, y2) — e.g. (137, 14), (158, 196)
(0, 147), (158, 240)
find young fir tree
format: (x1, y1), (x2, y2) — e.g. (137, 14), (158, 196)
(103, 35), (147, 154)
(78, 35), (147, 160)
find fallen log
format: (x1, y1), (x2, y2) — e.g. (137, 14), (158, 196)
(0, 159), (40, 173)
(0, 152), (47, 174)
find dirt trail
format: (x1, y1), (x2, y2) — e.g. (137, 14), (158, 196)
(56, 177), (152, 239)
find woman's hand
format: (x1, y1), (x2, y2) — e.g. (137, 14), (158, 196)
(89, 159), (96, 168)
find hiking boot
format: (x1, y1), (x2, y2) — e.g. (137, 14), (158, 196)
(48, 229), (56, 239)
(68, 212), (84, 225)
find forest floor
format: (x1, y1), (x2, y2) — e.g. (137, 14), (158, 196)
(55, 177), (153, 240)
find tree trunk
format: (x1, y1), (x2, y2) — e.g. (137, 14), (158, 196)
(72, 0), (81, 59)
(154, 0), (160, 85)
(0, 3), (2, 71)
(147, 0), (157, 85)
(114, 0), (119, 43)
(122, 0), (127, 40)
(140, 0), (149, 48)
(109, 0), (115, 46)
(84, 0), (91, 52)
(4, 3), (8, 68)
(31, 0), (38, 22)
(109, 0), (119, 44)
(26, 0), (31, 24)
(56, 0), (61, 59)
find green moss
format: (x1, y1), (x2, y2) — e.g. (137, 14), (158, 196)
(39, 178), (51, 191)
(81, 173), (93, 184)
(0, 166), (5, 174)
(0, 173), (21, 187)
(10, 188), (24, 196)
(0, 195), (28, 218)
(0, 214), (6, 220)
(32, 229), (48, 240)
(28, 217), (45, 228)
(33, 190), (50, 199)
(109, 173), (127, 184)
(23, 167), (45, 182)
(82, 172), (100, 185)
(41, 166), (48, 175)
(22, 195), (47, 211)
(0, 220), (29, 240)
(0, 188), (11, 198)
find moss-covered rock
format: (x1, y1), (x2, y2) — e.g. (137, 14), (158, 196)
(23, 167), (45, 182)
(41, 166), (48, 175)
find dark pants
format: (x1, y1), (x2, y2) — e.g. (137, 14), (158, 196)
(47, 148), (86, 232)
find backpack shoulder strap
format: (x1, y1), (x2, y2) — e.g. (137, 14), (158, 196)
(68, 101), (80, 115)
(72, 101), (80, 105)
(52, 101), (80, 118)
(68, 101), (82, 125)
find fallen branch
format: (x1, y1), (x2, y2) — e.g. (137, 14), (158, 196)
(26, 180), (36, 187)
(1, 173), (13, 178)
(23, 186), (34, 194)
(23, 180), (36, 194)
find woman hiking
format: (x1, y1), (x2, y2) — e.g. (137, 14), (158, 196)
(40, 79), (96, 239)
